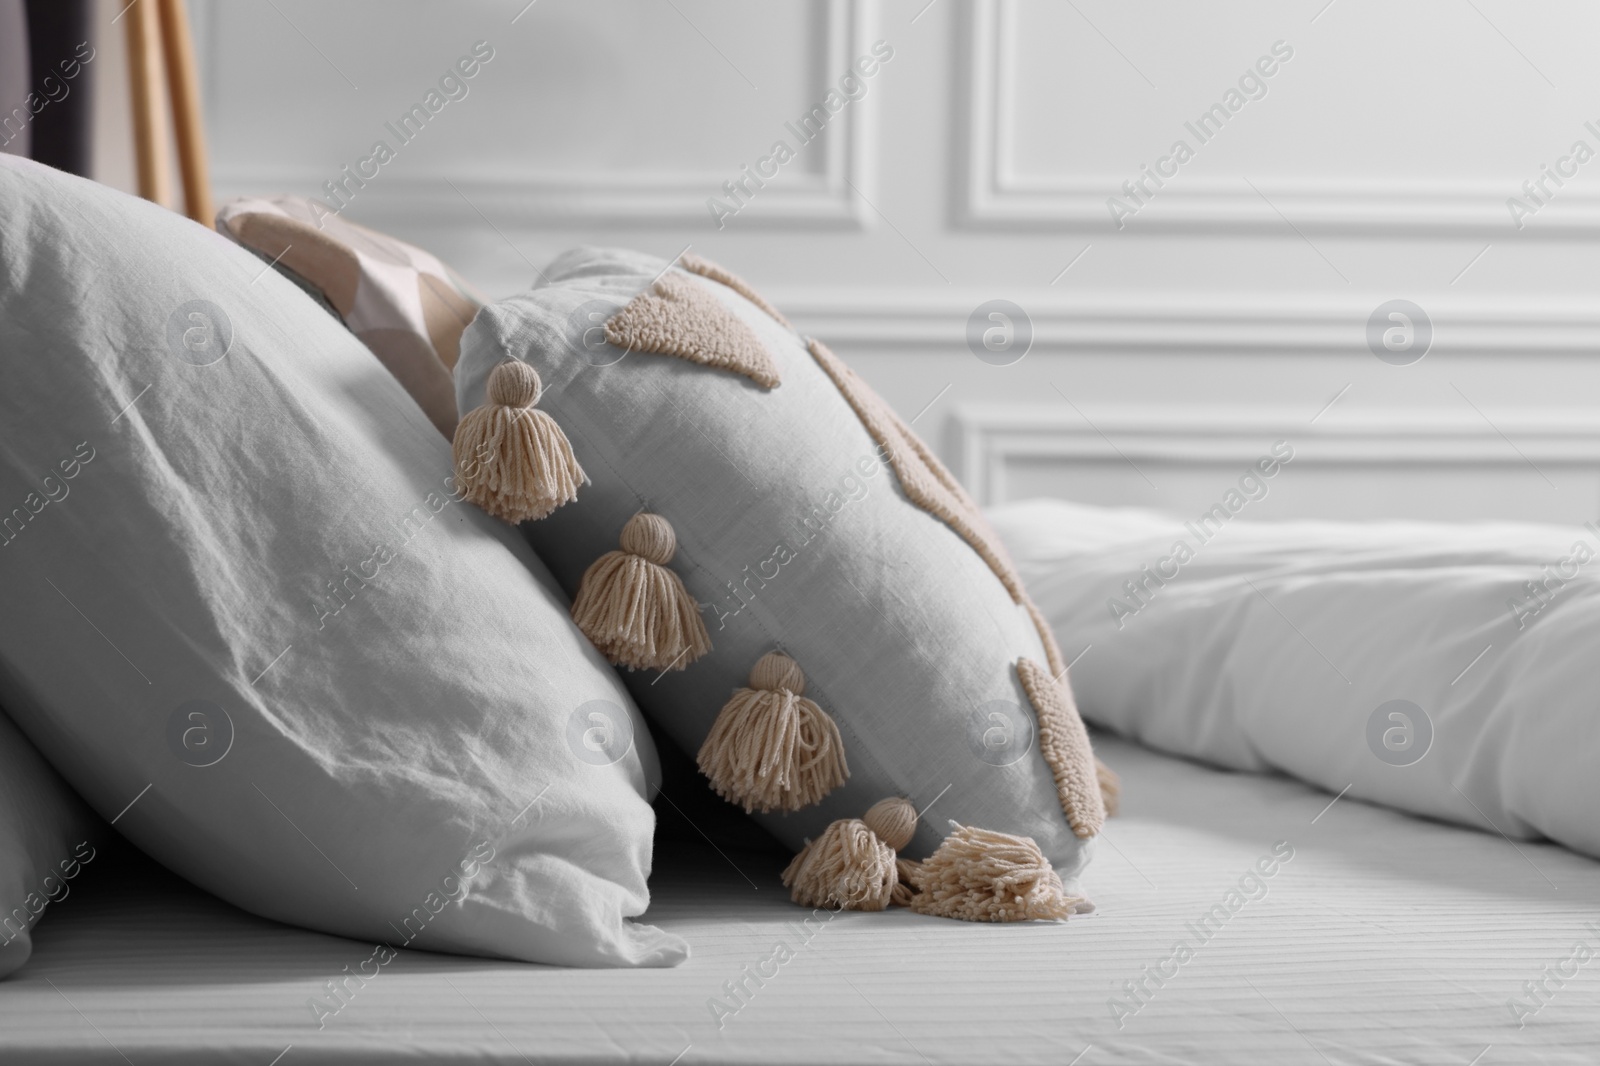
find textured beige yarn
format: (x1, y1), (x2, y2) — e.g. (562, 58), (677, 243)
(781, 798), (1079, 922)
(781, 796), (916, 912)
(806, 340), (1022, 598)
(863, 796), (917, 851)
(891, 856), (922, 908)
(697, 652), (848, 813)
(908, 823), (1077, 923)
(1016, 658), (1106, 840)
(571, 513), (712, 671)
(452, 361), (584, 523)
(604, 272), (781, 389)
(679, 252), (793, 329)
(1097, 757), (1121, 817)
(809, 337), (1124, 825)
(619, 510), (677, 562)
(749, 650), (806, 693)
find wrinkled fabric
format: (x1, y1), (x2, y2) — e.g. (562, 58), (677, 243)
(0, 156), (684, 967)
(993, 496), (1600, 861)
(0, 706), (100, 978)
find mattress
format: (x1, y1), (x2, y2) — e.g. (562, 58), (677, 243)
(4, 732), (1597, 1064)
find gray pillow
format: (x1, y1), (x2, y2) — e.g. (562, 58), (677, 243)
(0, 157), (684, 968)
(455, 247), (1107, 901)
(0, 703), (100, 978)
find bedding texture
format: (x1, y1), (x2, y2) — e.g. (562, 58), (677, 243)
(216, 194), (484, 440)
(8, 732), (1599, 1065)
(993, 496), (1600, 862)
(0, 156), (683, 968)
(453, 247), (1106, 906)
(0, 704), (101, 979)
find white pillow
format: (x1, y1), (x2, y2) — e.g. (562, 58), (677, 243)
(0, 707), (101, 979)
(0, 156), (684, 968)
(994, 497), (1600, 862)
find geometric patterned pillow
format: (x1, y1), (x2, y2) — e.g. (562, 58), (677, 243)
(216, 195), (484, 439)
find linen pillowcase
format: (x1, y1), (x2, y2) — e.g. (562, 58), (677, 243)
(215, 195), (484, 440)
(0, 156), (683, 968)
(0, 703), (101, 979)
(454, 246), (1107, 900)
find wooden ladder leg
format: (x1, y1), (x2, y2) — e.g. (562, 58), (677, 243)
(157, 0), (213, 225)
(124, 0), (172, 207)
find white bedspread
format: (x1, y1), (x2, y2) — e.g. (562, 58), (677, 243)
(990, 498), (1600, 863)
(5, 733), (1600, 1063)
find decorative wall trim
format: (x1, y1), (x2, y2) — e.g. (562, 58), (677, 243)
(206, 0), (874, 230)
(772, 288), (1600, 356)
(950, 404), (1600, 507)
(956, 0), (1600, 234)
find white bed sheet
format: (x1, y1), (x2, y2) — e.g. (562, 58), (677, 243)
(4, 732), (1598, 1064)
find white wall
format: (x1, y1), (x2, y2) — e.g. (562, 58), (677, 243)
(150, 0), (1600, 522)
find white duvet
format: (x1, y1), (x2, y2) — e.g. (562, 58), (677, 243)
(990, 498), (1600, 863)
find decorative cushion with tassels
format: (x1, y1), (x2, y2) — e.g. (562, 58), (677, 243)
(455, 246), (1110, 897)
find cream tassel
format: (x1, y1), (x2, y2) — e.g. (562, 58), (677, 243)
(570, 512), (712, 671)
(890, 856), (922, 908)
(697, 652), (848, 813)
(1096, 757), (1121, 817)
(453, 360), (584, 523)
(781, 796), (917, 912)
(908, 822), (1078, 923)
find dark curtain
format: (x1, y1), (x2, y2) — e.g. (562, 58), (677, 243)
(0, 0), (95, 175)
(24, 0), (95, 176)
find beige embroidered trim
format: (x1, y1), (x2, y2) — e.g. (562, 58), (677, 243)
(808, 338), (1110, 834)
(1016, 657), (1106, 839)
(604, 273), (781, 388)
(679, 252), (792, 329)
(1024, 600), (1066, 679)
(806, 339), (1015, 590)
(807, 337), (1067, 676)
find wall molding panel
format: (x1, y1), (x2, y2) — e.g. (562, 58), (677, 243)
(173, 0), (1600, 527)
(957, 0), (1600, 235)
(950, 404), (1600, 517)
(205, 0), (875, 230)
(774, 289), (1600, 357)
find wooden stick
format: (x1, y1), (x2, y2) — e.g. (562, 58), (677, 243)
(157, 0), (213, 225)
(124, 0), (172, 207)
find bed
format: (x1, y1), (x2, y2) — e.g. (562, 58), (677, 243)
(5, 5), (1594, 1059)
(6, 726), (1596, 1065)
